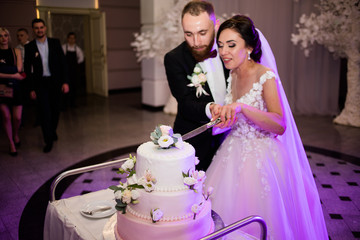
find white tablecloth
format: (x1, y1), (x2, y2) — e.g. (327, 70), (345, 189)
(44, 188), (259, 240)
(44, 189), (116, 240)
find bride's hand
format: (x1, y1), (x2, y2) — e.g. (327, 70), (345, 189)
(219, 103), (242, 128)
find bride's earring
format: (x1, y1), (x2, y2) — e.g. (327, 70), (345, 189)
(248, 51), (251, 61)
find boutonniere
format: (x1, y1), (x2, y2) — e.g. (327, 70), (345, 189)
(35, 52), (39, 58)
(187, 63), (209, 98)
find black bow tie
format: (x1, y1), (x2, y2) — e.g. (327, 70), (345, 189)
(207, 49), (217, 59)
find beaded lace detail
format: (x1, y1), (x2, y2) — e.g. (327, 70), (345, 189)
(224, 71), (277, 139)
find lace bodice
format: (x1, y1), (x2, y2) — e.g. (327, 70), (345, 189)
(225, 71), (277, 139)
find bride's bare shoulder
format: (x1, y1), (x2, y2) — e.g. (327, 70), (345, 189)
(254, 63), (273, 78)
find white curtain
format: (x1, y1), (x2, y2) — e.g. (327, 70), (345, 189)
(210, 0), (340, 115)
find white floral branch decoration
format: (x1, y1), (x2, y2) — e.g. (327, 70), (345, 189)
(291, 0), (360, 59)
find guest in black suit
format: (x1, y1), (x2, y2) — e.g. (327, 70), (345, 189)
(164, 0), (229, 171)
(24, 18), (69, 153)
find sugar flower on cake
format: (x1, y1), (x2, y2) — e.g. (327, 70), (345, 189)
(126, 174), (138, 185)
(150, 208), (163, 223)
(109, 155), (145, 213)
(203, 186), (214, 201)
(191, 202), (203, 220)
(118, 154), (136, 176)
(183, 169), (207, 193)
(194, 156), (200, 166)
(121, 159), (135, 171)
(121, 189), (132, 204)
(130, 189), (140, 204)
(138, 176), (156, 192)
(183, 177), (198, 188)
(159, 125), (173, 136)
(113, 187), (141, 213)
(144, 169), (157, 184)
(158, 135), (174, 148)
(138, 169), (157, 192)
(150, 125), (183, 149)
(175, 136), (184, 149)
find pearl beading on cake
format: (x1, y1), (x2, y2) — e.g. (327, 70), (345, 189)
(154, 185), (189, 192)
(127, 205), (196, 222)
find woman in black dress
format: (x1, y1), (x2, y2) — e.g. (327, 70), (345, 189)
(0, 27), (25, 156)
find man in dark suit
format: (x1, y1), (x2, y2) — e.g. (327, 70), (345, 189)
(164, 0), (229, 171)
(24, 18), (69, 153)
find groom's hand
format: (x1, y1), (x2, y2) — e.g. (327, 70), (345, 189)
(210, 103), (222, 119)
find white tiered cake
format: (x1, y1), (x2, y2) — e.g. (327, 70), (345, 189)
(112, 126), (214, 240)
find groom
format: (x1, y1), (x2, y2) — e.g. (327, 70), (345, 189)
(164, 0), (229, 171)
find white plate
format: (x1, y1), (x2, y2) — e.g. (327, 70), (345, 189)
(80, 200), (116, 219)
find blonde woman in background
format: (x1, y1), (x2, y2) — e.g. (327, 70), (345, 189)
(0, 27), (26, 156)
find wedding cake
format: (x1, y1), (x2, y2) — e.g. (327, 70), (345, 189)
(110, 125), (214, 240)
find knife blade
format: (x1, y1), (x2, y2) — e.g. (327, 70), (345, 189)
(182, 118), (221, 141)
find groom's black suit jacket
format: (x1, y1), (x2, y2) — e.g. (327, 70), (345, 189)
(164, 41), (229, 171)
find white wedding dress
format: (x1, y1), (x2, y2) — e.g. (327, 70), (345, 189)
(205, 70), (328, 239)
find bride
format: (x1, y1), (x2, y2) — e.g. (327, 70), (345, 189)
(206, 15), (328, 239)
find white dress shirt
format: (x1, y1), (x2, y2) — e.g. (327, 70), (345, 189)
(36, 38), (51, 77)
(62, 44), (84, 64)
(199, 45), (226, 119)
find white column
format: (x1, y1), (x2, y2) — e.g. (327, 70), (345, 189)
(140, 0), (175, 107)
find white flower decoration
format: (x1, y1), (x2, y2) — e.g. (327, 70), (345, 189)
(207, 186), (214, 196)
(192, 170), (206, 182)
(183, 177), (198, 187)
(291, 0), (359, 59)
(159, 125), (173, 136)
(193, 66), (202, 74)
(151, 208), (164, 222)
(204, 186), (214, 200)
(121, 159), (135, 171)
(191, 203), (201, 214)
(174, 136), (184, 149)
(122, 189), (132, 204)
(144, 169), (157, 184)
(158, 135), (174, 148)
(187, 63), (209, 98)
(191, 202), (203, 220)
(198, 73), (207, 83)
(131, 190), (140, 200)
(127, 174), (138, 185)
(138, 176), (156, 192)
(114, 191), (123, 200)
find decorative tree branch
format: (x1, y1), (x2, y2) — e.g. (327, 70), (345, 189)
(292, 0), (360, 127)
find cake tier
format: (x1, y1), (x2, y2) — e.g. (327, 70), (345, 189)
(115, 200), (214, 240)
(128, 189), (204, 221)
(136, 141), (196, 191)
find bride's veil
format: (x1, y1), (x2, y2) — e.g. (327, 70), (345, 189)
(257, 29), (328, 238)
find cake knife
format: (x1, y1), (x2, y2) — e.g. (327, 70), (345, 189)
(182, 118), (221, 141)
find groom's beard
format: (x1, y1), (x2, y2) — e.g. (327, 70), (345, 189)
(187, 32), (215, 62)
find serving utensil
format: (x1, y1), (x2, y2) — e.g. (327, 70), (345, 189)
(81, 206), (112, 215)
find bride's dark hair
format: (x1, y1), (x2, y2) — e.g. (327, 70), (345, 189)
(216, 15), (262, 63)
